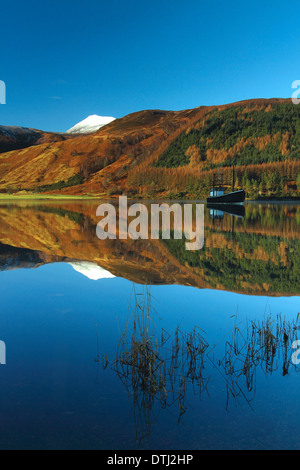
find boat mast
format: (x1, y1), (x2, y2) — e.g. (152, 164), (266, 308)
(232, 158), (235, 192)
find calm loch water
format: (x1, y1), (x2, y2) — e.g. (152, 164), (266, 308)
(0, 200), (299, 449)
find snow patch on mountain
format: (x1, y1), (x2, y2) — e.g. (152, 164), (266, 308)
(68, 261), (116, 280)
(66, 115), (116, 134)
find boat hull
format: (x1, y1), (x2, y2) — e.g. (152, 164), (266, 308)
(207, 190), (245, 204)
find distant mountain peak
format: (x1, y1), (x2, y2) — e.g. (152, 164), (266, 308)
(68, 261), (116, 280)
(66, 115), (116, 134)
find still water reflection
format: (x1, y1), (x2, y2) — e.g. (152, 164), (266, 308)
(0, 201), (299, 449)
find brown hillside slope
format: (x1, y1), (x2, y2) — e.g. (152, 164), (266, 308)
(0, 98), (298, 197)
(0, 108), (203, 194)
(0, 125), (76, 154)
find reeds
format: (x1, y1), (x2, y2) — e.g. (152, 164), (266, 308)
(208, 312), (300, 409)
(105, 286), (209, 442)
(101, 287), (300, 441)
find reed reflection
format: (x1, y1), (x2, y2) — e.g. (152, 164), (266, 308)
(101, 287), (300, 444)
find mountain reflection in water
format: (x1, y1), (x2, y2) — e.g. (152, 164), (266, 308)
(0, 201), (299, 295)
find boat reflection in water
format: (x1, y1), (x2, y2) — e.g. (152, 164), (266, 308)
(207, 203), (246, 220)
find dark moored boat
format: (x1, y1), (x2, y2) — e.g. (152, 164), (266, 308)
(207, 188), (245, 204)
(207, 159), (245, 204)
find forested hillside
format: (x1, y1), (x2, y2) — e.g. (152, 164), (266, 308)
(128, 99), (300, 199)
(0, 99), (299, 199)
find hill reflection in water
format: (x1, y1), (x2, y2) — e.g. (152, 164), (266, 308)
(0, 200), (298, 296)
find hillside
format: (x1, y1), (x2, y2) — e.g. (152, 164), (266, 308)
(0, 99), (299, 198)
(0, 108), (199, 195)
(0, 125), (74, 154)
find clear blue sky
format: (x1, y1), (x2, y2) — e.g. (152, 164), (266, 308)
(0, 0), (299, 132)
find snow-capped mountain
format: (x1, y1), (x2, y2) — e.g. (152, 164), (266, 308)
(68, 261), (116, 280)
(66, 115), (116, 134)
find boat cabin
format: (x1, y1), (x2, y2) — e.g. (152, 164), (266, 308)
(210, 187), (224, 197)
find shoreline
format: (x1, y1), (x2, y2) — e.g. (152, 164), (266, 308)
(0, 193), (299, 203)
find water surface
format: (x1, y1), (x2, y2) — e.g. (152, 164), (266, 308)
(0, 201), (299, 449)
